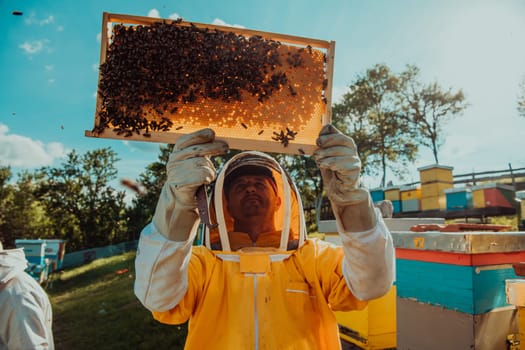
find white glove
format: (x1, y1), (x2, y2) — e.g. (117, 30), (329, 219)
(313, 124), (376, 232)
(153, 128), (228, 241)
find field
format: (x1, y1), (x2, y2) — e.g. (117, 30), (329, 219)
(48, 252), (188, 349)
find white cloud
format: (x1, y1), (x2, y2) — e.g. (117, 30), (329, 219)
(169, 13), (181, 20)
(44, 65), (54, 71)
(147, 9), (161, 18)
(19, 39), (50, 55)
(0, 124), (67, 168)
(40, 15), (55, 25)
(212, 18), (245, 28)
(96, 32), (102, 43)
(24, 13), (55, 26)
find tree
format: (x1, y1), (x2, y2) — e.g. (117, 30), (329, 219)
(125, 145), (171, 240)
(37, 148), (127, 251)
(400, 65), (468, 164)
(0, 168), (51, 248)
(333, 64), (418, 187)
(0, 167), (16, 246)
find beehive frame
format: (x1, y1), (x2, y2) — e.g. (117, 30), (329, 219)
(85, 12), (335, 155)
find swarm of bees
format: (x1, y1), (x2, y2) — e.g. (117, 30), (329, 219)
(95, 21), (303, 139)
(272, 128), (298, 147)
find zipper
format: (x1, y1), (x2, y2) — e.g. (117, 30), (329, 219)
(254, 274), (258, 350)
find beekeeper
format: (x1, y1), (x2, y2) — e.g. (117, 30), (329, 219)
(134, 125), (394, 349)
(0, 241), (54, 350)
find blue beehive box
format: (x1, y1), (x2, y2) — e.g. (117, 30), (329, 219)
(392, 200), (402, 213)
(43, 239), (67, 271)
(445, 187), (473, 211)
(370, 188), (385, 203)
(14, 239), (46, 265)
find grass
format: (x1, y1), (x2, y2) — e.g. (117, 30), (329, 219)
(47, 251), (188, 350)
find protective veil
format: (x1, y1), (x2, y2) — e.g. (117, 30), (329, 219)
(0, 248), (54, 350)
(135, 151), (394, 350)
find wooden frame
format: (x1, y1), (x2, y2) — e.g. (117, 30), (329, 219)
(85, 12), (335, 155)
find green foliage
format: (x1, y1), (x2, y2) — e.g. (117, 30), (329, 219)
(35, 148), (127, 251)
(49, 252), (188, 350)
(0, 168), (52, 247)
(125, 144), (172, 240)
(0, 166), (16, 246)
(333, 64), (418, 187)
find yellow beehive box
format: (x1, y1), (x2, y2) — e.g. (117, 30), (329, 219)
(421, 181), (453, 198)
(384, 186), (400, 201)
(418, 164), (454, 184)
(400, 185), (421, 201)
(421, 195), (447, 211)
(336, 286), (397, 350)
(472, 187), (485, 208)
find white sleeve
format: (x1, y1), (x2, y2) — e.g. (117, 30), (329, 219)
(338, 208), (395, 300)
(0, 275), (54, 350)
(134, 222), (196, 312)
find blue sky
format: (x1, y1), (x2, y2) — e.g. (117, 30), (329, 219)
(1, 0), (525, 193)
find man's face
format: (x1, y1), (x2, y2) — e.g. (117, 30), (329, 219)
(226, 175), (281, 220)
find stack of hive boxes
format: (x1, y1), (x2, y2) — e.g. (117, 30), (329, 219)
(418, 164), (454, 211)
(395, 231), (524, 349)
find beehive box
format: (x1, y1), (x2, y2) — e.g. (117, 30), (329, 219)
(421, 181), (453, 198)
(472, 183), (516, 209)
(15, 239), (47, 266)
(336, 286), (397, 350)
(370, 188), (385, 203)
(384, 186), (400, 201)
(400, 185), (421, 212)
(43, 239), (67, 271)
(393, 231), (525, 350)
(401, 199), (420, 212)
(400, 185), (421, 201)
(85, 12), (335, 155)
(445, 187), (473, 211)
(421, 195), (447, 211)
(418, 164), (454, 184)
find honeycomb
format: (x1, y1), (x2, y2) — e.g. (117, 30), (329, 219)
(89, 13), (333, 154)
